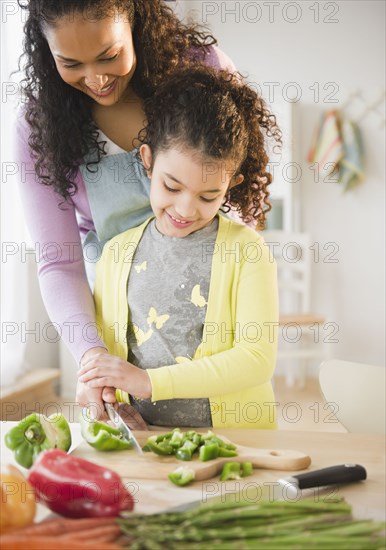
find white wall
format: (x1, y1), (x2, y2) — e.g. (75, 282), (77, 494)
(1, 4), (59, 385)
(178, 0), (385, 367)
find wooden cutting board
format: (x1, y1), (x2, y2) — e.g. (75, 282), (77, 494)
(72, 431), (311, 481)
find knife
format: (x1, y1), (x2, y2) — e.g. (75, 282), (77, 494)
(277, 463), (367, 499)
(104, 402), (143, 454)
(167, 464), (367, 512)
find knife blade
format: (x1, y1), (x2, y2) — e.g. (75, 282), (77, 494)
(104, 402), (143, 454)
(166, 463), (367, 512)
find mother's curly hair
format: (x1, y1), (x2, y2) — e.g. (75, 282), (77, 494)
(17, 0), (217, 201)
(137, 67), (282, 228)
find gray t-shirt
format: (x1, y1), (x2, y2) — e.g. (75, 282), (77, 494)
(126, 218), (219, 427)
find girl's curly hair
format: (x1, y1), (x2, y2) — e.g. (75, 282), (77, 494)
(137, 67), (282, 228)
(17, 0), (217, 201)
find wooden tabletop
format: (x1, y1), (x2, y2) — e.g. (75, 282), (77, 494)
(1, 423), (385, 522)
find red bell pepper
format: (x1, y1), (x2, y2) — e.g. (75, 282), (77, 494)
(27, 449), (134, 518)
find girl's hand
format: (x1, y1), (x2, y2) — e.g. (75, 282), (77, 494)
(78, 353), (152, 400)
(117, 403), (149, 431)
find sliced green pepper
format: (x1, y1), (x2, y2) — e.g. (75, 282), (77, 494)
(169, 429), (184, 448)
(155, 431), (174, 443)
(199, 442), (219, 461)
(143, 429), (239, 462)
(201, 431), (236, 449)
(242, 462), (253, 477)
(168, 466), (195, 486)
(220, 462), (254, 481)
(201, 430), (215, 441)
(205, 434), (225, 447)
(220, 462), (242, 481)
(79, 410), (132, 452)
(218, 447), (239, 458)
(191, 433), (202, 446)
(5, 413), (72, 469)
(145, 436), (174, 455)
(175, 440), (198, 461)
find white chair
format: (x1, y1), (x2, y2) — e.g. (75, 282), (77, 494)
(319, 359), (386, 434)
(263, 231), (327, 387)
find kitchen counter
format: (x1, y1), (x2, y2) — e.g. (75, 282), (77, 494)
(1, 422), (385, 522)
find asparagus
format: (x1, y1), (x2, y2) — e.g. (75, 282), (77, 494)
(118, 496), (386, 550)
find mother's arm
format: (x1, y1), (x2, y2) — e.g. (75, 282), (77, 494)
(205, 44), (237, 73)
(15, 111), (107, 365)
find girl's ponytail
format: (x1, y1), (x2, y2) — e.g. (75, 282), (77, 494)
(226, 77), (282, 228)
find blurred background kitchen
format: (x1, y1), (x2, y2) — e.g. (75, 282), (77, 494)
(1, 1), (385, 429)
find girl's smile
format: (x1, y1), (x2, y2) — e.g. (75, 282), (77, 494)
(140, 145), (242, 238)
(166, 212), (195, 229)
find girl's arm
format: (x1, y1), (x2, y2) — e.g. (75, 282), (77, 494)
(78, 238), (278, 400)
(15, 111), (106, 365)
(148, 247), (278, 400)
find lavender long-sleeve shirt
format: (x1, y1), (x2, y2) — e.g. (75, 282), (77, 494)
(16, 46), (236, 364)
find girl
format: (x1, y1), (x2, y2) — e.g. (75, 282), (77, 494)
(15, 0), (235, 411)
(78, 67), (282, 429)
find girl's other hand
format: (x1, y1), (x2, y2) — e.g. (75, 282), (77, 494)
(118, 403), (149, 431)
(102, 386), (117, 404)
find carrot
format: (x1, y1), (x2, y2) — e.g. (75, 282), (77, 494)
(59, 524), (121, 543)
(6, 516), (117, 538)
(0, 536), (122, 550)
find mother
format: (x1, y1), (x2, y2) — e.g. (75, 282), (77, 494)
(15, 0), (235, 412)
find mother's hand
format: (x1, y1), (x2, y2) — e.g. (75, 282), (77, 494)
(76, 347), (117, 418)
(78, 353), (152, 400)
(75, 379), (108, 419)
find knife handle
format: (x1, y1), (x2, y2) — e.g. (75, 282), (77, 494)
(290, 464), (367, 489)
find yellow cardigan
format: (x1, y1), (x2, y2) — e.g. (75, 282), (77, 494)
(94, 215), (278, 429)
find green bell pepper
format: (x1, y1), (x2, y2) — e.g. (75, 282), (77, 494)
(220, 461), (254, 481)
(241, 462), (253, 476)
(145, 437), (174, 456)
(5, 412), (72, 469)
(154, 431), (174, 442)
(169, 429), (184, 448)
(199, 442), (220, 461)
(79, 410), (132, 451)
(220, 462), (242, 481)
(218, 447), (239, 458)
(143, 429), (240, 462)
(168, 466), (196, 486)
(175, 440), (198, 461)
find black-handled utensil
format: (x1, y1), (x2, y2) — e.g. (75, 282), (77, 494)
(279, 463), (367, 490)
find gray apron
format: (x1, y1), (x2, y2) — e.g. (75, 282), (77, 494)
(79, 149), (152, 289)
